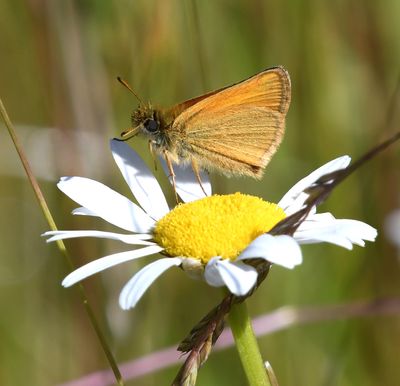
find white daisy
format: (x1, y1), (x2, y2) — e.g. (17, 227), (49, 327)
(43, 140), (377, 310)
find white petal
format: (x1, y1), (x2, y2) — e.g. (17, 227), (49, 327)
(204, 257), (258, 296)
(119, 257), (182, 310)
(181, 257), (204, 280)
(160, 158), (211, 202)
(110, 139), (170, 220)
(62, 245), (163, 287)
(43, 230), (153, 245)
(278, 156), (351, 213)
(295, 216), (377, 249)
(203, 257), (225, 287)
(237, 234), (302, 269)
(302, 212), (336, 224)
(58, 177), (155, 233)
(72, 207), (98, 216)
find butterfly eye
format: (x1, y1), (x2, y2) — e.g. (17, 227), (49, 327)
(144, 119), (159, 133)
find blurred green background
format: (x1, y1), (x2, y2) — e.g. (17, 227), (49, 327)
(1, 1), (399, 385)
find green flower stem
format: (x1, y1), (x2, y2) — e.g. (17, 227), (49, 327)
(0, 97), (124, 386)
(228, 300), (271, 386)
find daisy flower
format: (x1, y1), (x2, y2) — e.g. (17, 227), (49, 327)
(43, 140), (377, 310)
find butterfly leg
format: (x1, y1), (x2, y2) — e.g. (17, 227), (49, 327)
(164, 152), (179, 204)
(191, 158), (208, 196)
(148, 140), (158, 171)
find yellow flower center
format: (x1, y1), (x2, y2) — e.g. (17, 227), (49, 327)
(153, 193), (286, 264)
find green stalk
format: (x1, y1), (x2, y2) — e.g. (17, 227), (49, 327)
(228, 301), (271, 386)
(185, 0), (209, 91)
(0, 97), (124, 385)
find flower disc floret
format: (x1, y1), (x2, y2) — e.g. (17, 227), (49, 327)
(153, 193), (286, 263)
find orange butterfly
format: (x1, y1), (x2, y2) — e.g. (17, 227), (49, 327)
(119, 67), (291, 194)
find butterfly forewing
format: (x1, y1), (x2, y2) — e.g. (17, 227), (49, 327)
(170, 67), (291, 177)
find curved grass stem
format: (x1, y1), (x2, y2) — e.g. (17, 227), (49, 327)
(0, 97), (124, 386)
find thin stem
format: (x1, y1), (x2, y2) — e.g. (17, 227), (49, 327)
(186, 0), (209, 91)
(228, 301), (271, 386)
(0, 97), (124, 386)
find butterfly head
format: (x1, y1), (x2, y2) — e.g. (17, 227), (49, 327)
(131, 104), (161, 136)
(120, 104), (161, 141)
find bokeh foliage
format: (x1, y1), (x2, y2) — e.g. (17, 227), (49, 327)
(0, 1), (399, 385)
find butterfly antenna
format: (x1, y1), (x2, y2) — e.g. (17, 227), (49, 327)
(117, 76), (143, 105)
